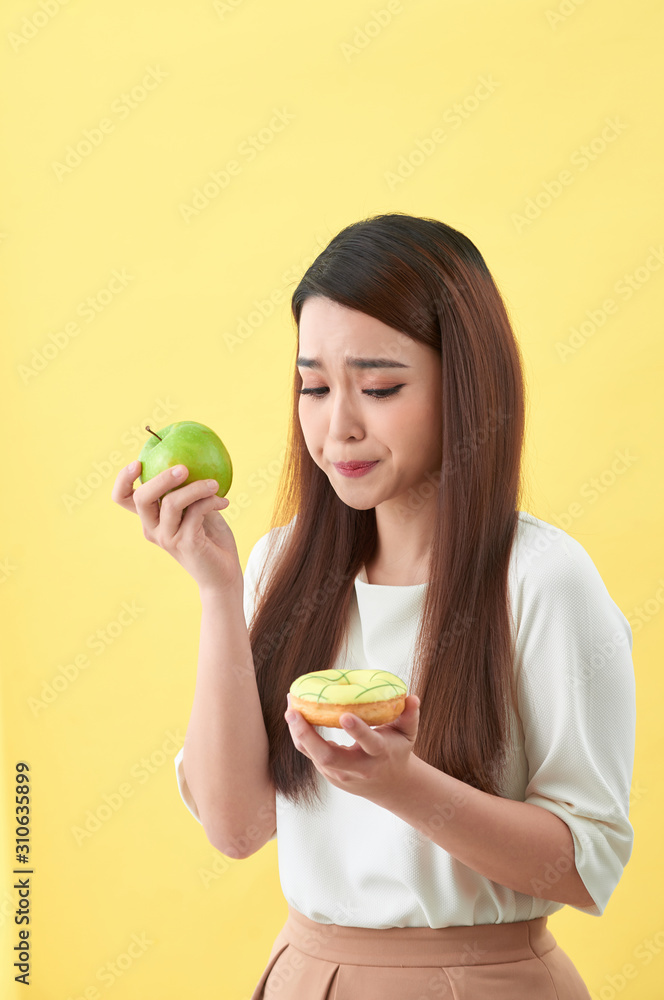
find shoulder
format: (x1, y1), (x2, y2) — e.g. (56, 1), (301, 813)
(508, 511), (631, 649)
(510, 510), (607, 593)
(242, 515), (298, 626)
(244, 514), (298, 584)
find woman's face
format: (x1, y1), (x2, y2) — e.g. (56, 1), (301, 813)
(297, 296), (442, 512)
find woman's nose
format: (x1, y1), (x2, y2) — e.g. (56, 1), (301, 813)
(326, 392), (365, 439)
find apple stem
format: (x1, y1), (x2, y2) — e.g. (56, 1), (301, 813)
(145, 425), (163, 442)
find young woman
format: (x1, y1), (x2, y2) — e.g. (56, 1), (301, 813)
(112, 213), (636, 998)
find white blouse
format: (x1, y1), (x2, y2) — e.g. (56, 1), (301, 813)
(174, 511), (636, 928)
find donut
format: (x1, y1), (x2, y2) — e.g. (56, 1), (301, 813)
(289, 668), (408, 728)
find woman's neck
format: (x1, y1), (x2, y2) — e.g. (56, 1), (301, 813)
(363, 553), (429, 586)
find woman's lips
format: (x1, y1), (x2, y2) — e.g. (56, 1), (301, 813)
(333, 461), (379, 478)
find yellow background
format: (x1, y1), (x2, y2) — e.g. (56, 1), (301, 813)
(2, 0), (662, 997)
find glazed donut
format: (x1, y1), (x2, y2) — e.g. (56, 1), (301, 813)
(289, 668), (407, 728)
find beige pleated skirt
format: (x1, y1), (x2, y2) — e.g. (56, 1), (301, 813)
(250, 904), (592, 999)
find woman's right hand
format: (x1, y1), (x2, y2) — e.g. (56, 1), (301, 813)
(111, 461), (243, 594)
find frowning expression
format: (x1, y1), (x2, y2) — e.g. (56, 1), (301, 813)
(297, 296), (442, 510)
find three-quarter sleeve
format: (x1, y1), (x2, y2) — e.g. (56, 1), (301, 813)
(174, 744), (202, 823)
(173, 528), (282, 840)
(513, 529), (636, 916)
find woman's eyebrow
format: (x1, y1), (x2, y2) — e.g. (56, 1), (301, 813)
(296, 356), (411, 370)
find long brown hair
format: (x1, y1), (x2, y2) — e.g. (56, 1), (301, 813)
(248, 212), (529, 810)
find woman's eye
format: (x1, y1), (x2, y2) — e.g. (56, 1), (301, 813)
(298, 385), (405, 400)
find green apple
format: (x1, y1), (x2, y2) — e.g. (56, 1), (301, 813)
(138, 421), (232, 498)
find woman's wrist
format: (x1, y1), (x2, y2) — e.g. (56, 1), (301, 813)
(198, 576), (244, 606)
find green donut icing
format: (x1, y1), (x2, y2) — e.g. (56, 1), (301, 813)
(290, 668), (407, 704)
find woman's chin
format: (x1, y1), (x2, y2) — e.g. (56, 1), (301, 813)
(333, 492), (377, 511)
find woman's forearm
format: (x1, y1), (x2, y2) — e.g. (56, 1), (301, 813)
(181, 581), (276, 858)
(370, 753), (595, 909)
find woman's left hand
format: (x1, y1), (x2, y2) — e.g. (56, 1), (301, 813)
(284, 692), (421, 802)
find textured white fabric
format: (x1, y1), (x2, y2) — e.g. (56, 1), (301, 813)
(174, 511), (635, 928)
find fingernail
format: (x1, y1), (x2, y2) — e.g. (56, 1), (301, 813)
(172, 466), (187, 478)
(285, 712), (297, 724)
(127, 461), (139, 474)
(206, 480), (218, 490)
